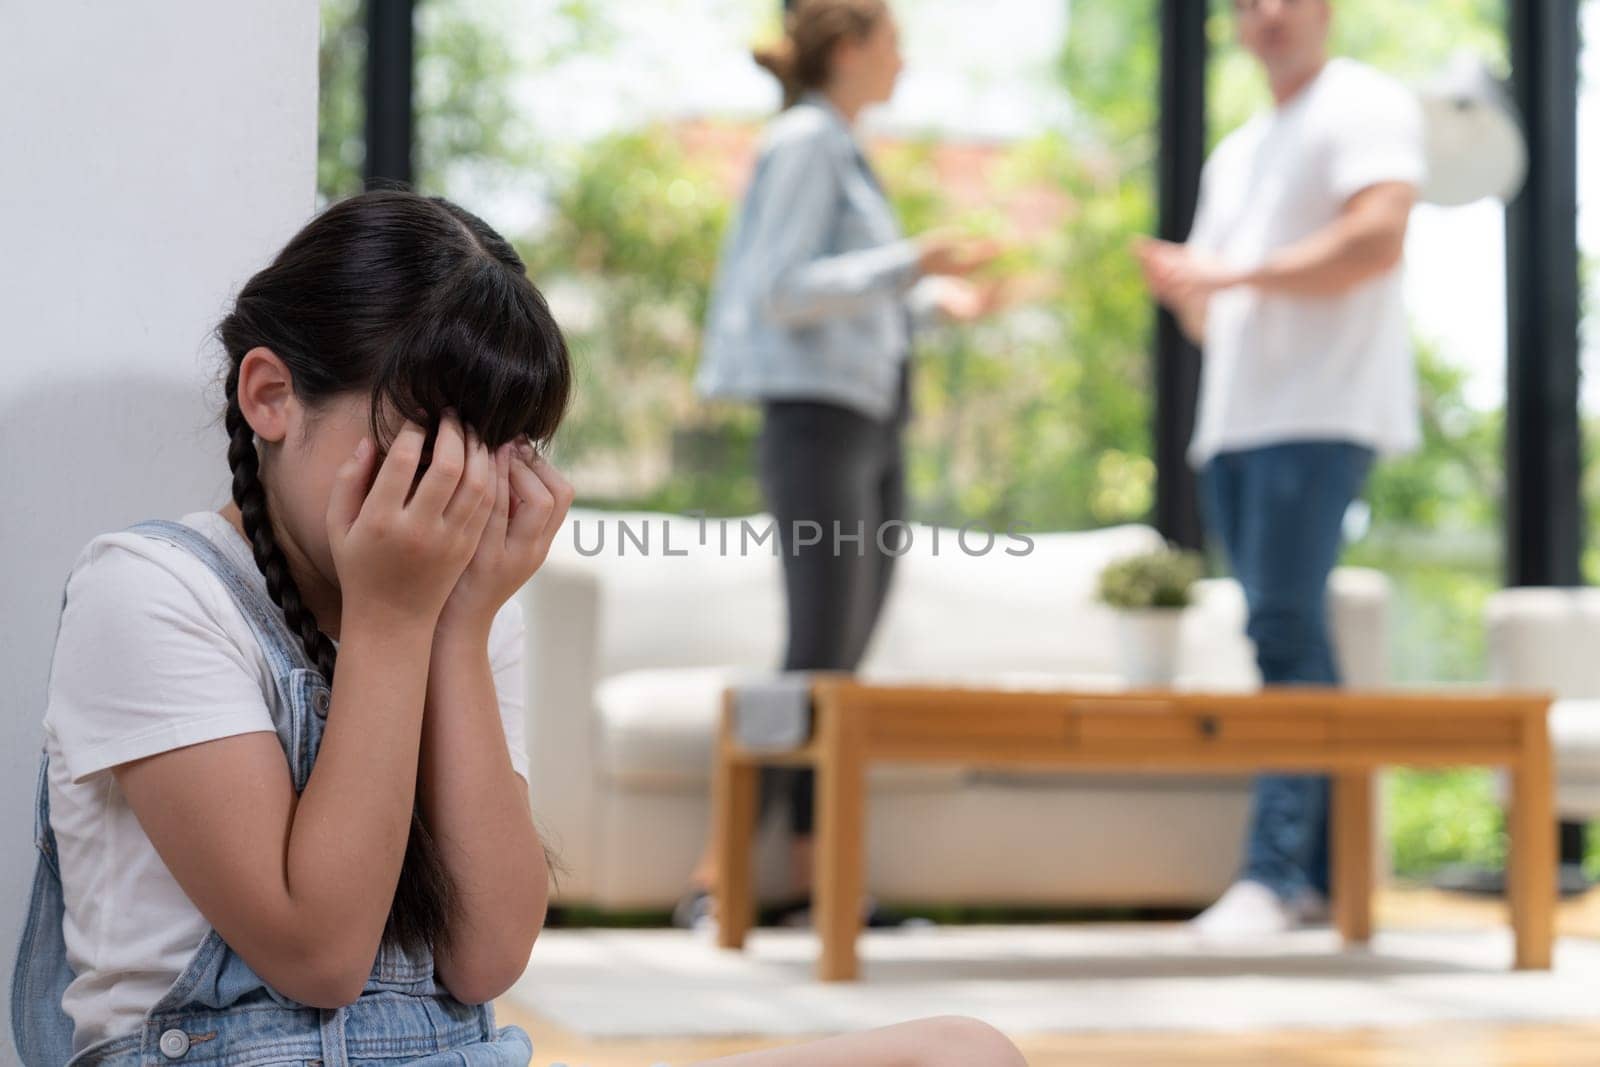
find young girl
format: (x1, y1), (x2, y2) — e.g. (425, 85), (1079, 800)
(12, 191), (1024, 1066)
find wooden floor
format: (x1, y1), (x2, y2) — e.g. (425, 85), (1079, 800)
(496, 887), (1600, 1066)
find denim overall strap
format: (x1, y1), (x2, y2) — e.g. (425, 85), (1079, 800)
(9, 519), (323, 1066)
(125, 520), (314, 675)
(126, 520), (330, 790)
(12, 560), (88, 1065)
(12, 752), (78, 1065)
(56, 521), (527, 1064)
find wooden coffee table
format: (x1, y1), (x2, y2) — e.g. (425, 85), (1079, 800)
(711, 679), (1556, 980)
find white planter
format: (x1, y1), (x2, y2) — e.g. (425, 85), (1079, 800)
(1114, 608), (1186, 687)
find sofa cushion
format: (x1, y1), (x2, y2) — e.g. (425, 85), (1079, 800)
(549, 509), (787, 678)
(865, 524), (1167, 678)
(1488, 588), (1600, 700)
(594, 667), (962, 791)
(1553, 700), (1600, 781)
(1490, 699), (1600, 820)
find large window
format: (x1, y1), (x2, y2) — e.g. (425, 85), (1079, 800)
(319, 0), (1161, 530)
(319, 1), (1556, 879)
(1582, 0), (1600, 584)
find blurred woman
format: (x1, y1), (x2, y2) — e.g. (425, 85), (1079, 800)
(686, 0), (1003, 929)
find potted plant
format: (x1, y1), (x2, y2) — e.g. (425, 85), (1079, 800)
(1095, 547), (1206, 686)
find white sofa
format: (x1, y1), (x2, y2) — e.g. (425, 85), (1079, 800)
(518, 508), (1391, 911)
(1487, 588), (1600, 822)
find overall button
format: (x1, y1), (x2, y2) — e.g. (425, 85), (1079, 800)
(158, 1028), (190, 1059)
(312, 689), (331, 718)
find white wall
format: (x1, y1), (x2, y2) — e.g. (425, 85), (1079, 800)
(0, 1), (318, 1052)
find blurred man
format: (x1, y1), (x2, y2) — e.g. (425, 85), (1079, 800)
(1136, 0), (1424, 936)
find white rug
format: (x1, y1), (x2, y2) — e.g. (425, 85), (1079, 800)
(508, 924), (1600, 1038)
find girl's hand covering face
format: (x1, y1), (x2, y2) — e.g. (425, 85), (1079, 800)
(326, 411), (495, 626)
(435, 434), (575, 637)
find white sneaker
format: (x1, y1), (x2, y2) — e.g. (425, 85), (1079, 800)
(1191, 879), (1327, 940)
(1295, 887), (1331, 926)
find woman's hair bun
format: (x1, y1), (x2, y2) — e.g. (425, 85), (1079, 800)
(752, 0), (886, 110)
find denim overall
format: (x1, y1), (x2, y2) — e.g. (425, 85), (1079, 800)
(11, 520), (535, 1066)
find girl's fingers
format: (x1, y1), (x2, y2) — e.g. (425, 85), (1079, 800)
(528, 459), (575, 565)
(464, 438), (498, 538)
(507, 446), (558, 548)
(444, 427), (493, 527)
(528, 453), (575, 534)
(484, 444), (513, 547)
(367, 421), (428, 513)
(327, 437), (376, 533)
(410, 411), (467, 517)
(510, 445), (573, 560)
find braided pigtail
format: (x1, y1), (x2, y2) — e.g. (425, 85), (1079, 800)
(224, 364), (338, 680)
(223, 361), (454, 957)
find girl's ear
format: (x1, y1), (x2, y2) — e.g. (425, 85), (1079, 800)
(236, 347), (297, 445)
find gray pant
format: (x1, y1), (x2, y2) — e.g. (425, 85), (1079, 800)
(757, 368), (909, 836)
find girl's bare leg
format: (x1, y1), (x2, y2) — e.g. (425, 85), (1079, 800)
(687, 1017), (1026, 1067)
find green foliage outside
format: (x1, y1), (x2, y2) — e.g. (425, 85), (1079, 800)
(317, 0), (1592, 881)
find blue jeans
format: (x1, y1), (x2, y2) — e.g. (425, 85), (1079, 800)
(1200, 440), (1375, 902)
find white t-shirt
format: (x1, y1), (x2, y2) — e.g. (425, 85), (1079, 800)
(41, 511), (530, 1051)
(1187, 57), (1427, 467)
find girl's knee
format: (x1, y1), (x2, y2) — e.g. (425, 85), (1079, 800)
(917, 1016), (1026, 1067)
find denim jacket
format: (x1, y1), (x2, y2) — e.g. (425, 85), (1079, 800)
(696, 93), (928, 421)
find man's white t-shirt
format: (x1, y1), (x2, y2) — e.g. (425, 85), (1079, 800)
(1187, 57), (1427, 467)
(41, 511), (531, 1051)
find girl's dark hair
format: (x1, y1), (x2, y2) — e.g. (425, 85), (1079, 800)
(217, 190), (571, 958)
(753, 0), (889, 109)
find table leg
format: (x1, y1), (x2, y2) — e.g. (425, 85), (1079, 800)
(1332, 770), (1374, 944)
(814, 688), (866, 982)
(1509, 717), (1556, 970)
(713, 694), (758, 951)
